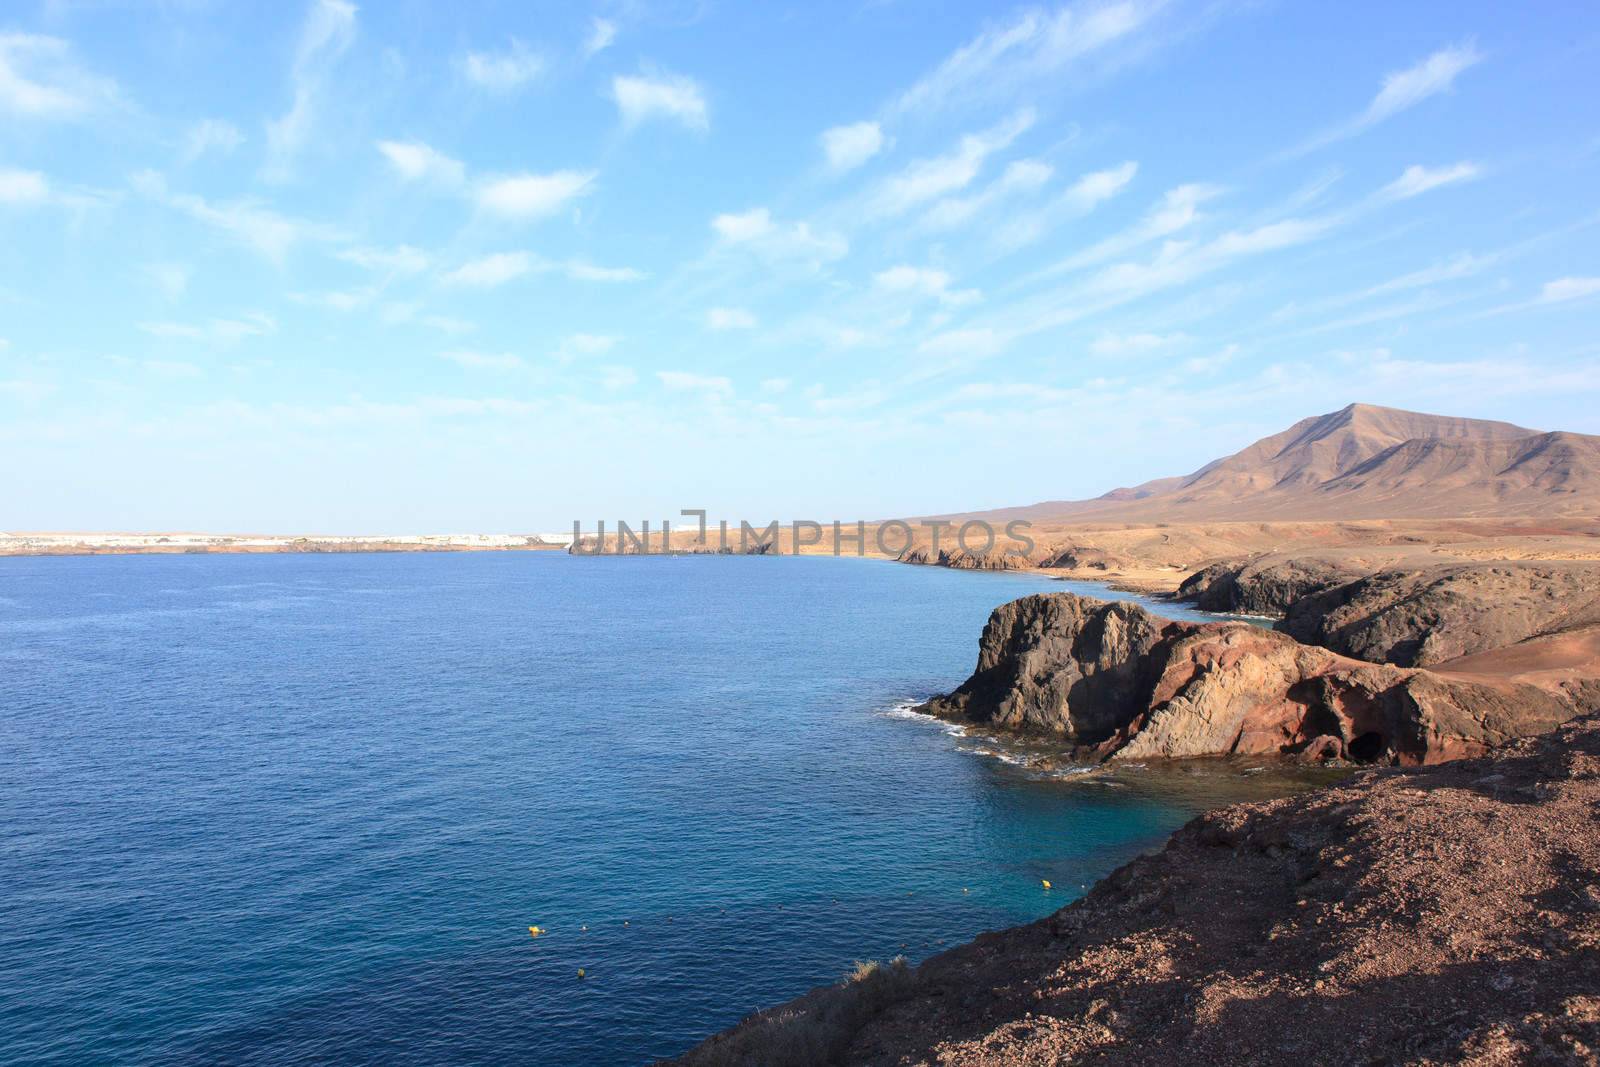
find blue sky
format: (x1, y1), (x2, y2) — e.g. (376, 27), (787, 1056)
(2, 1), (1598, 532)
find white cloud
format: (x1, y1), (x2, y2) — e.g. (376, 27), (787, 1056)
(441, 252), (532, 287)
(821, 121), (885, 172)
(585, 18), (618, 58)
(1032, 182), (1220, 281)
(712, 208), (775, 243)
(923, 158), (1052, 230)
(476, 170), (595, 219)
(706, 307), (758, 330)
(143, 262), (191, 300)
(1539, 277), (1600, 304)
(264, 0), (357, 180)
(338, 245), (429, 274)
(873, 109), (1034, 215)
(978, 159), (1136, 248)
(918, 327), (1005, 360)
(888, 1), (1162, 118)
(599, 365), (637, 389)
(0, 167), (49, 204)
(462, 40), (543, 92)
(1084, 217), (1330, 301)
(421, 314), (475, 334)
(441, 349), (524, 370)
(1367, 42), (1483, 125)
(0, 32), (120, 120)
(377, 140), (465, 185)
(565, 261), (647, 282)
(290, 287), (375, 311)
(139, 312), (276, 344)
(760, 377), (791, 394)
(657, 370), (733, 395)
(1381, 161), (1481, 200)
(612, 71), (708, 131)
(555, 333), (618, 361)
(133, 170), (335, 262)
(1299, 42), (1483, 153)
(710, 207), (847, 267)
(181, 119), (244, 164)
(1089, 331), (1186, 355)
(872, 265), (980, 306)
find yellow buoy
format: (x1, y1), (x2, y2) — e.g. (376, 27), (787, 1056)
(1041, 879), (1052, 890)
(527, 925), (545, 937)
(577, 968), (586, 979)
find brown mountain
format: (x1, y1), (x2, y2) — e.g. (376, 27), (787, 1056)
(949, 403), (1600, 522)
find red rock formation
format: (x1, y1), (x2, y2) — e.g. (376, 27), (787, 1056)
(920, 592), (1576, 765)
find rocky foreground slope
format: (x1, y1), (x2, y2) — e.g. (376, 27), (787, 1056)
(669, 714), (1600, 1066)
(916, 592), (1576, 764)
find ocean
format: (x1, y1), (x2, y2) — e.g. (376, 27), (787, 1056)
(2, 552), (1313, 1064)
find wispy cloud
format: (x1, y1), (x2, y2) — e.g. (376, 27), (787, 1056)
(710, 207), (847, 267)
(338, 245), (429, 274)
(873, 265), (981, 306)
(658, 370), (732, 395)
(132, 170), (336, 262)
(476, 170), (595, 219)
(462, 40), (543, 92)
(0, 32), (120, 120)
(264, 0), (357, 181)
(1295, 42), (1482, 155)
(1380, 161), (1481, 200)
(377, 140), (465, 185)
(821, 121), (886, 172)
(1026, 182), (1218, 283)
(989, 159), (1137, 248)
(706, 307), (758, 330)
(871, 109), (1034, 215)
(440, 349), (524, 370)
(612, 70), (708, 131)
(887, 1), (1164, 119)
(584, 19), (618, 58)
(139, 312), (276, 344)
(1089, 331), (1186, 355)
(566, 261), (647, 282)
(1540, 277), (1600, 304)
(441, 251), (532, 287)
(0, 167), (49, 204)
(180, 119), (244, 164)
(143, 262), (191, 300)
(555, 333), (617, 361)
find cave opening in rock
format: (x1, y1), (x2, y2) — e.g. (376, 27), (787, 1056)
(1349, 731), (1387, 762)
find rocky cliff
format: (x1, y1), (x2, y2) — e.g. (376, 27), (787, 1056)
(918, 592), (1576, 765)
(668, 713), (1600, 1066)
(1175, 556), (1361, 615)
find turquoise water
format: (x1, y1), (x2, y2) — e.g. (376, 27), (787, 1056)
(2, 553), (1303, 1064)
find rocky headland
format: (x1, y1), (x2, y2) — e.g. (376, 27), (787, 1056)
(916, 591), (1579, 765)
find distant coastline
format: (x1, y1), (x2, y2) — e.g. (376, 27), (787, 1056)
(0, 532), (573, 557)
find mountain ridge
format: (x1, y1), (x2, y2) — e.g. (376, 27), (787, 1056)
(929, 403), (1600, 523)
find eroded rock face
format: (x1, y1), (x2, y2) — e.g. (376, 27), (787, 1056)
(1176, 557), (1361, 616)
(1282, 561), (1600, 667)
(920, 592), (1576, 765)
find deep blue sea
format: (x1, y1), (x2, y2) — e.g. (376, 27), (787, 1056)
(2, 552), (1308, 1065)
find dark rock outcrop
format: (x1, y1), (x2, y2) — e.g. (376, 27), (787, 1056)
(1281, 561), (1600, 667)
(669, 714), (1600, 1066)
(1176, 556), (1361, 616)
(920, 592), (1578, 765)
(895, 546), (1033, 571)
